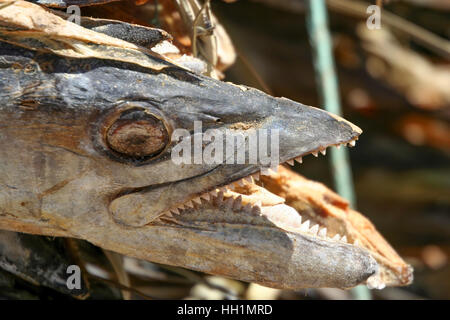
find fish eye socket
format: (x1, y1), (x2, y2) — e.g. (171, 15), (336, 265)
(105, 108), (169, 159)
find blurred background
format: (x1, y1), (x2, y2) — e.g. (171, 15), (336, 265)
(0, 0), (448, 300)
(214, 0), (450, 300)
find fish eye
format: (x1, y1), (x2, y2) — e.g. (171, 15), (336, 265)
(105, 108), (170, 159)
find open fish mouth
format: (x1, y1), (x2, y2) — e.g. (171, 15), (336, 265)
(154, 133), (412, 290)
(155, 137), (360, 243)
(155, 135), (359, 221)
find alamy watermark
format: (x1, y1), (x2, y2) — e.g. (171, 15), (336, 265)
(66, 265), (81, 290)
(66, 5), (81, 25)
(67, 4), (381, 31)
(171, 121), (279, 172)
(366, 5), (381, 30)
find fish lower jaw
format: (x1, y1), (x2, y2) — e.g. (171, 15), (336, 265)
(157, 185), (356, 246)
(155, 188), (359, 248)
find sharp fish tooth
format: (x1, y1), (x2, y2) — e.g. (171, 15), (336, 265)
(341, 235), (348, 243)
(299, 220), (310, 232)
(170, 208), (180, 215)
(286, 159), (295, 166)
(232, 196), (242, 211)
(201, 193), (210, 201)
(320, 149), (326, 156)
(185, 200), (194, 208)
(295, 157), (303, 163)
(177, 204), (185, 210)
(318, 227), (327, 238)
(331, 234), (341, 241)
(245, 176), (253, 184)
(252, 172), (260, 180)
(251, 204), (261, 215)
(349, 140), (356, 147)
(312, 151), (318, 157)
(164, 211), (173, 218)
(224, 197), (234, 208)
(210, 190), (218, 197)
(309, 224), (319, 235)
